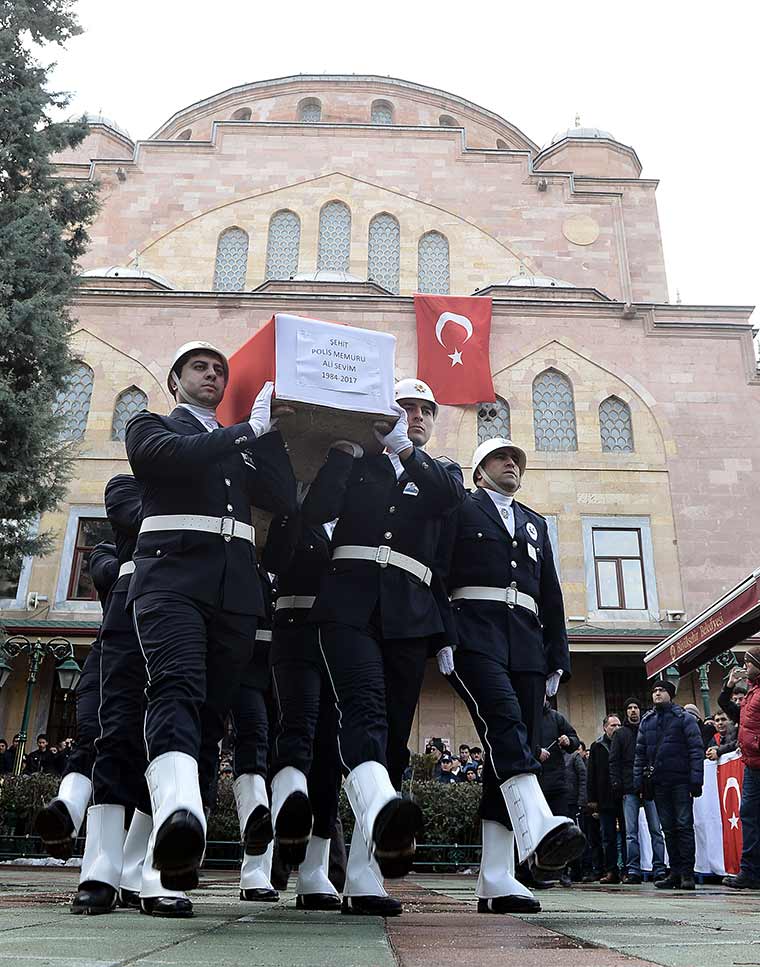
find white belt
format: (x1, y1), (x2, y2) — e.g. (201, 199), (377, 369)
(332, 545), (432, 586)
(118, 561), (135, 578)
(140, 514), (255, 544)
(255, 629), (272, 642)
(451, 585), (538, 616)
(275, 595), (316, 611)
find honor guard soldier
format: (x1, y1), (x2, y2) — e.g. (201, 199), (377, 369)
(310, 378), (465, 880)
(34, 542), (118, 861)
(125, 341), (297, 892)
(439, 437), (583, 914)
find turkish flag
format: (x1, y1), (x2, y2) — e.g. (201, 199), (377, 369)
(716, 753), (744, 875)
(216, 317), (276, 426)
(414, 294), (494, 405)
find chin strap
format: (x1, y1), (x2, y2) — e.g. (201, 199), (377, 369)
(172, 374), (217, 414)
(479, 468), (520, 497)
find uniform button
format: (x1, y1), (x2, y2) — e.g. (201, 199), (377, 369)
(308, 544), (314, 550)
(422, 462), (429, 469)
(156, 549), (161, 556)
(384, 531), (392, 540)
(511, 561), (517, 568)
(224, 478), (231, 486)
(512, 540), (518, 548)
(288, 617), (294, 624)
(477, 532), (483, 538)
(224, 535), (231, 543)
(510, 581), (517, 588)
(227, 504), (233, 512)
(508, 603), (515, 609)
(389, 506), (396, 513)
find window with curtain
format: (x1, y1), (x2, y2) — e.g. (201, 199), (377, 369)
(533, 369), (577, 451)
(111, 386), (148, 441)
(55, 363), (94, 441)
(600, 396), (634, 452)
(213, 227), (249, 291)
(368, 213), (400, 294)
(317, 201), (351, 272)
(265, 210), (301, 280)
(417, 231), (450, 294)
(477, 398), (511, 442)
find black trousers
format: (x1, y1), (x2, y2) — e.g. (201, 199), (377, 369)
(132, 591), (256, 807)
(230, 642), (270, 780)
(653, 783), (695, 876)
(92, 586), (150, 813)
(449, 652), (543, 826)
(318, 618), (429, 787)
(64, 641), (101, 779)
(271, 623), (341, 838)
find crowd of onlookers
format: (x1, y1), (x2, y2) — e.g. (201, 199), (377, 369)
(0, 733), (76, 776)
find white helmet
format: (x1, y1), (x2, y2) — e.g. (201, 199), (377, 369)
(167, 341), (229, 394)
(472, 437), (527, 478)
(394, 377), (438, 417)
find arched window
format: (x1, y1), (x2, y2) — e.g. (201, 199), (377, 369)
(265, 210), (301, 280)
(533, 369), (577, 451)
(368, 213), (400, 294)
(55, 363), (94, 441)
(371, 100), (393, 124)
(213, 226), (249, 291)
(417, 231), (450, 294)
(317, 201), (351, 272)
(176, 128), (192, 140)
(600, 396), (634, 452)
(231, 107), (252, 121)
(111, 386), (148, 441)
(477, 398), (511, 443)
(298, 98), (322, 122)
(496, 138), (508, 149)
(439, 114), (457, 127)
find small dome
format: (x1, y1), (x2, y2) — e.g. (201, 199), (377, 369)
(81, 265), (174, 288)
(549, 125), (615, 146)
(503, 274), (576, 288)
(292, 270), (365, 283)
(83, 114), (132, 139)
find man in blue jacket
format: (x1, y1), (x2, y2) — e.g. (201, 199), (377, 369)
(633, 680), (704, 890)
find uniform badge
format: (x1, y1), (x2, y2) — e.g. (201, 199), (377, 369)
(241, 452), (256, 469)
(403, 482), (420, 496)
(526, 522), (538, 540)
(527, 543), (538, 562)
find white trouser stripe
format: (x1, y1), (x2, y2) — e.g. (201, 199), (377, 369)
(131, 603), (152, 763)
(317, 628), (349, 775)
(450, 670), (502, 782)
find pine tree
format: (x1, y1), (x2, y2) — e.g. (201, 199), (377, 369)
(0, 1), (99, 574)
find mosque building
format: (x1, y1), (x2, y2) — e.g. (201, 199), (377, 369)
(1, 75), (757, 750)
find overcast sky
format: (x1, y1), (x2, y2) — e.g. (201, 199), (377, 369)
(47, 0), (757, 320)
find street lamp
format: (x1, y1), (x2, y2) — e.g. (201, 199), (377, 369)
(0, 636), (82, 775)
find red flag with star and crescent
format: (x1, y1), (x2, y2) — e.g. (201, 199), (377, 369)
(414, 294), (495, 405)
(716, 753), (744, 875)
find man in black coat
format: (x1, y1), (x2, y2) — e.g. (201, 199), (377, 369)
(538, 700), (580, 818)
(125, 340), (297, 892)
(24, 734), (57, 775)
(439, 436), (583, 915)
(310, 378), (465, 880)
(587, 713), (624, 883)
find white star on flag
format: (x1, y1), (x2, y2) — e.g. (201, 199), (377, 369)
(729, 813), (740, 829)
(448, 348), (463, 366)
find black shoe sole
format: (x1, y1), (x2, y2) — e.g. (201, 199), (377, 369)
(153, 810), (204, 891)
(244, 805), (273, 856)
(240, 888), (280, 902)
(341, 896), (403, 916)
(275, 792), (312, 866)
(34, 802), (75, 859)
(373, 799), (423, 879)
(477, 896), (541, 914)
(532, 823), (586, 873)
(296, 893), (342, 911)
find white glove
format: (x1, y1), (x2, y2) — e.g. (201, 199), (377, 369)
(249, 381), (276, 437)
(374, 402), (412, 455)
(331, 440), (364, 458)
(437, 646), (455, 677)
(545, 669), (562, 698)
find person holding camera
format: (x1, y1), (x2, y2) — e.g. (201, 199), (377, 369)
(633, 680), (704, 890)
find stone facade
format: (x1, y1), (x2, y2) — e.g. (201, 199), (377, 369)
(2, 75), (756, 750)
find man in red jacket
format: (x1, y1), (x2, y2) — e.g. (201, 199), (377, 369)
(720, 647), (760, 889)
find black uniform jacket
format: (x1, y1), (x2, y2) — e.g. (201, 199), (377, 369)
(125, 407), (297, 615)
(309, 447), (465, 639)
(89, 542), (119, 608)
(442, 488), (570, 679)
(100, 474), (143, 634)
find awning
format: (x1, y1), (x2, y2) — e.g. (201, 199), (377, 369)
(645, 568), (760, 678)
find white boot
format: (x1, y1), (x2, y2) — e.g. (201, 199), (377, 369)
(70, 805), (127, 915)
(240, 841), (278, 901)
(35, 772), (92, 858)
(233, 773), (272, 855)
(119, 810), (152, 899)
(270, 766), (311, 864)
(145, 751), (206, 888)
(295, 835), (340, 909)
(139, 827), (193, 917)
(55, 772), (92, 834)
(342, 824), (402, 916)
(500, 773), (584, 871)
(476, 820), (540, 913)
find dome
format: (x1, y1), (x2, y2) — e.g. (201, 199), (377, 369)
(503, 274), (576, 288)
(83, 114), (132, 140)
(81, 265), (174, 288)
(292, 270), (365, 283)
(549, 125), (615, 146)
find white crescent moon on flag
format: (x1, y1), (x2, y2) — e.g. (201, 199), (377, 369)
(435, 311), (473, 347)
(723, 776), (741, 810)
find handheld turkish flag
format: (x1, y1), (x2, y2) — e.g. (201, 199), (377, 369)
(216, 317), (276, 426)
(716, 752), (744, 875)
(414, 294), (494, 405)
